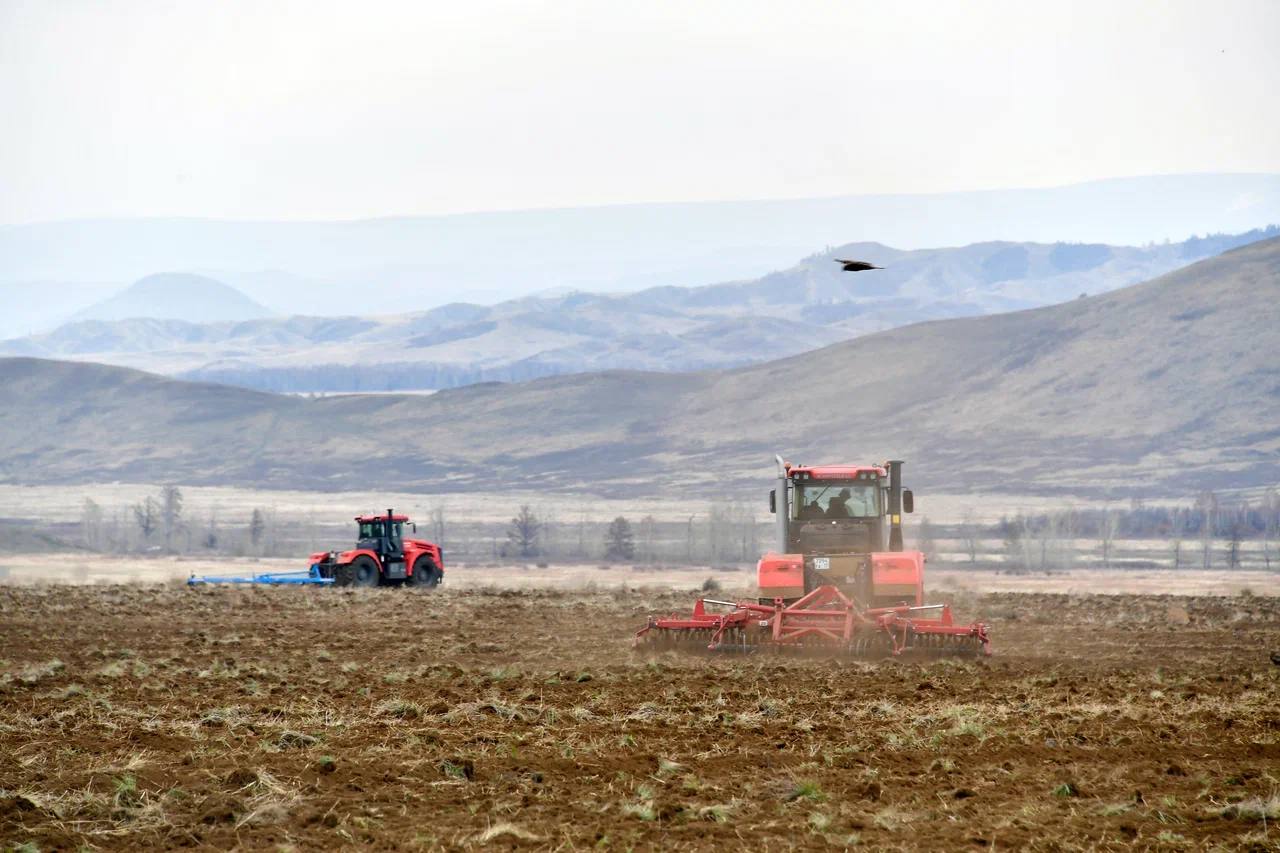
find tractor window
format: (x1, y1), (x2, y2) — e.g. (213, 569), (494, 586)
(358, 521), (404, 539)
(794, 482), (880, 519)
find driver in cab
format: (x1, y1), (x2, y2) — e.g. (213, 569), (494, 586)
(826, 488), (852, 518)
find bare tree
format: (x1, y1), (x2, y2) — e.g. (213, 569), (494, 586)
(539, 506), (560, 560)
(604, 516), (636, 561)
(249, 509), (266, 550)
(506, 505), (540, 559)
(133, 498), (158, 543)
(1098, 508), (1119, 568)
(80, 498), (104, 551)
(1171, 536), (1183, 570)
(1196, 490), (1218, 570)
(705, 504), (729, 564)
(638, 515), (658, 564)
(430, 505), (446, 549)
(108, 507), (126, 552)
(1036, 514), (1062, 572)
(960, 509), (979, 564)
(1001, 515), (1030, 573)
(575, 506), (590, 560)
(1226, 508), (1243, 569)
(1262, 488), (1279, 571)
(261, 507), (281, 556)
(160, 485), (184, 552)
(202, 508), (220, 550)
(1055, 510), (1079, 571)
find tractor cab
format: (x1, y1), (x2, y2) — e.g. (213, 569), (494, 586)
(788, 469), (887, 556)
(762, 457), (919, 605)
(355, 512), (410, 563)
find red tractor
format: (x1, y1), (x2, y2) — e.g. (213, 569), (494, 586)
(311, 509), (444, 588)
(637, 457), (989, 657)
(759, 457), (920, 605)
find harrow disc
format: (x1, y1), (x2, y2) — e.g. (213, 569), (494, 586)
(637, 625), (906, 660)
(635, 585), (990, 660)
(899, 629), (986, 659)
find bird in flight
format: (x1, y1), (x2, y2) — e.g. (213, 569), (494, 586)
(834, 259), (883, 272)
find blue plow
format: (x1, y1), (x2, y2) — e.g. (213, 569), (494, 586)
(187, 563), (334, 586)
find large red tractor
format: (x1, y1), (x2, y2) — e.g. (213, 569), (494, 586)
(637, 456), (989, 657)
(311, 509), (444, 588)
(759, 457), (921, 605)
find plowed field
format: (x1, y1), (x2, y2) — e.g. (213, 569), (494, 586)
(2, 584), (1278, 850)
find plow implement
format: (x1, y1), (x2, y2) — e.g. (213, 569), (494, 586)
(187, 564), (335, 586)
(636, 585), (990, 658)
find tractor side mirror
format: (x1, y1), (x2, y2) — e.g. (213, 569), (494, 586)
(411, 522), (417, 533)
(902, 490), (914, 514)
(769, 489), (776, 514)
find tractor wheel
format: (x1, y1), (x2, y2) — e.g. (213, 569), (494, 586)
(335, 555), (380, 588)
(410, 556), (442, 589)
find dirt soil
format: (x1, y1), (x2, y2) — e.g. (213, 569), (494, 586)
(1, 584), (1278, 851)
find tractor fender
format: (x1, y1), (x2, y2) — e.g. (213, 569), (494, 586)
(307, 551), (330, 564)
(757, 552), (804, 599)
(868, 551), (925, 606)
(336, 548), (382, 568)
(403, 540), (444, 574)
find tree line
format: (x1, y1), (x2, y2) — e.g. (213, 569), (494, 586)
(80, 487), (289, 557)
(74, 491), (763, 566)
(499, 503), (759, 565)
(916, 489), (1280, 572)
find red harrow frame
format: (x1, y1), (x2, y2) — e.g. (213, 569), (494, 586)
(636, 585), (990, 658)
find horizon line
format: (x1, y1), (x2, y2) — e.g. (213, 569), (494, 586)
(3, 171), (1278, 230)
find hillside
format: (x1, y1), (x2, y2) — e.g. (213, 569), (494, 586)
(66, 273), (274, 324)
(3, 227), (1275, 393)
(2, 237), (1277, 497)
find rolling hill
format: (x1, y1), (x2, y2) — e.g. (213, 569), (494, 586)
(67, 273), (274, 324)
(2, 236), (1277, 498)
(3, 227), (1275, 393)
(3, 173), (1279, 341)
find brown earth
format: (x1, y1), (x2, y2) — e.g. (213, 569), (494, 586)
(1, 584), (1278, 851)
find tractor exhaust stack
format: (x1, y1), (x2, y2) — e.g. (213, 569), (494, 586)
(887, 460), (904, 552)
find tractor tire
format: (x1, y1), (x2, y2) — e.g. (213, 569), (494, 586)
(335, 555), (380, 588)
(410, 556), (442, 589)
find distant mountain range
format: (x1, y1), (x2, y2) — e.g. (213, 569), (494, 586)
(3, 173), (1279, 339)
(3, 236), (1277, 498)
(2, 226), (1276, 392)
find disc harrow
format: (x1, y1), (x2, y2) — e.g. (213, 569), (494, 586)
(636, 585), (990, 659)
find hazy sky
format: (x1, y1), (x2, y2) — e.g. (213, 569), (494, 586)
(3, 0), (1278, 224)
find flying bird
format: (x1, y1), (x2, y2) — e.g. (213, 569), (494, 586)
(834, 259), (883, 272)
